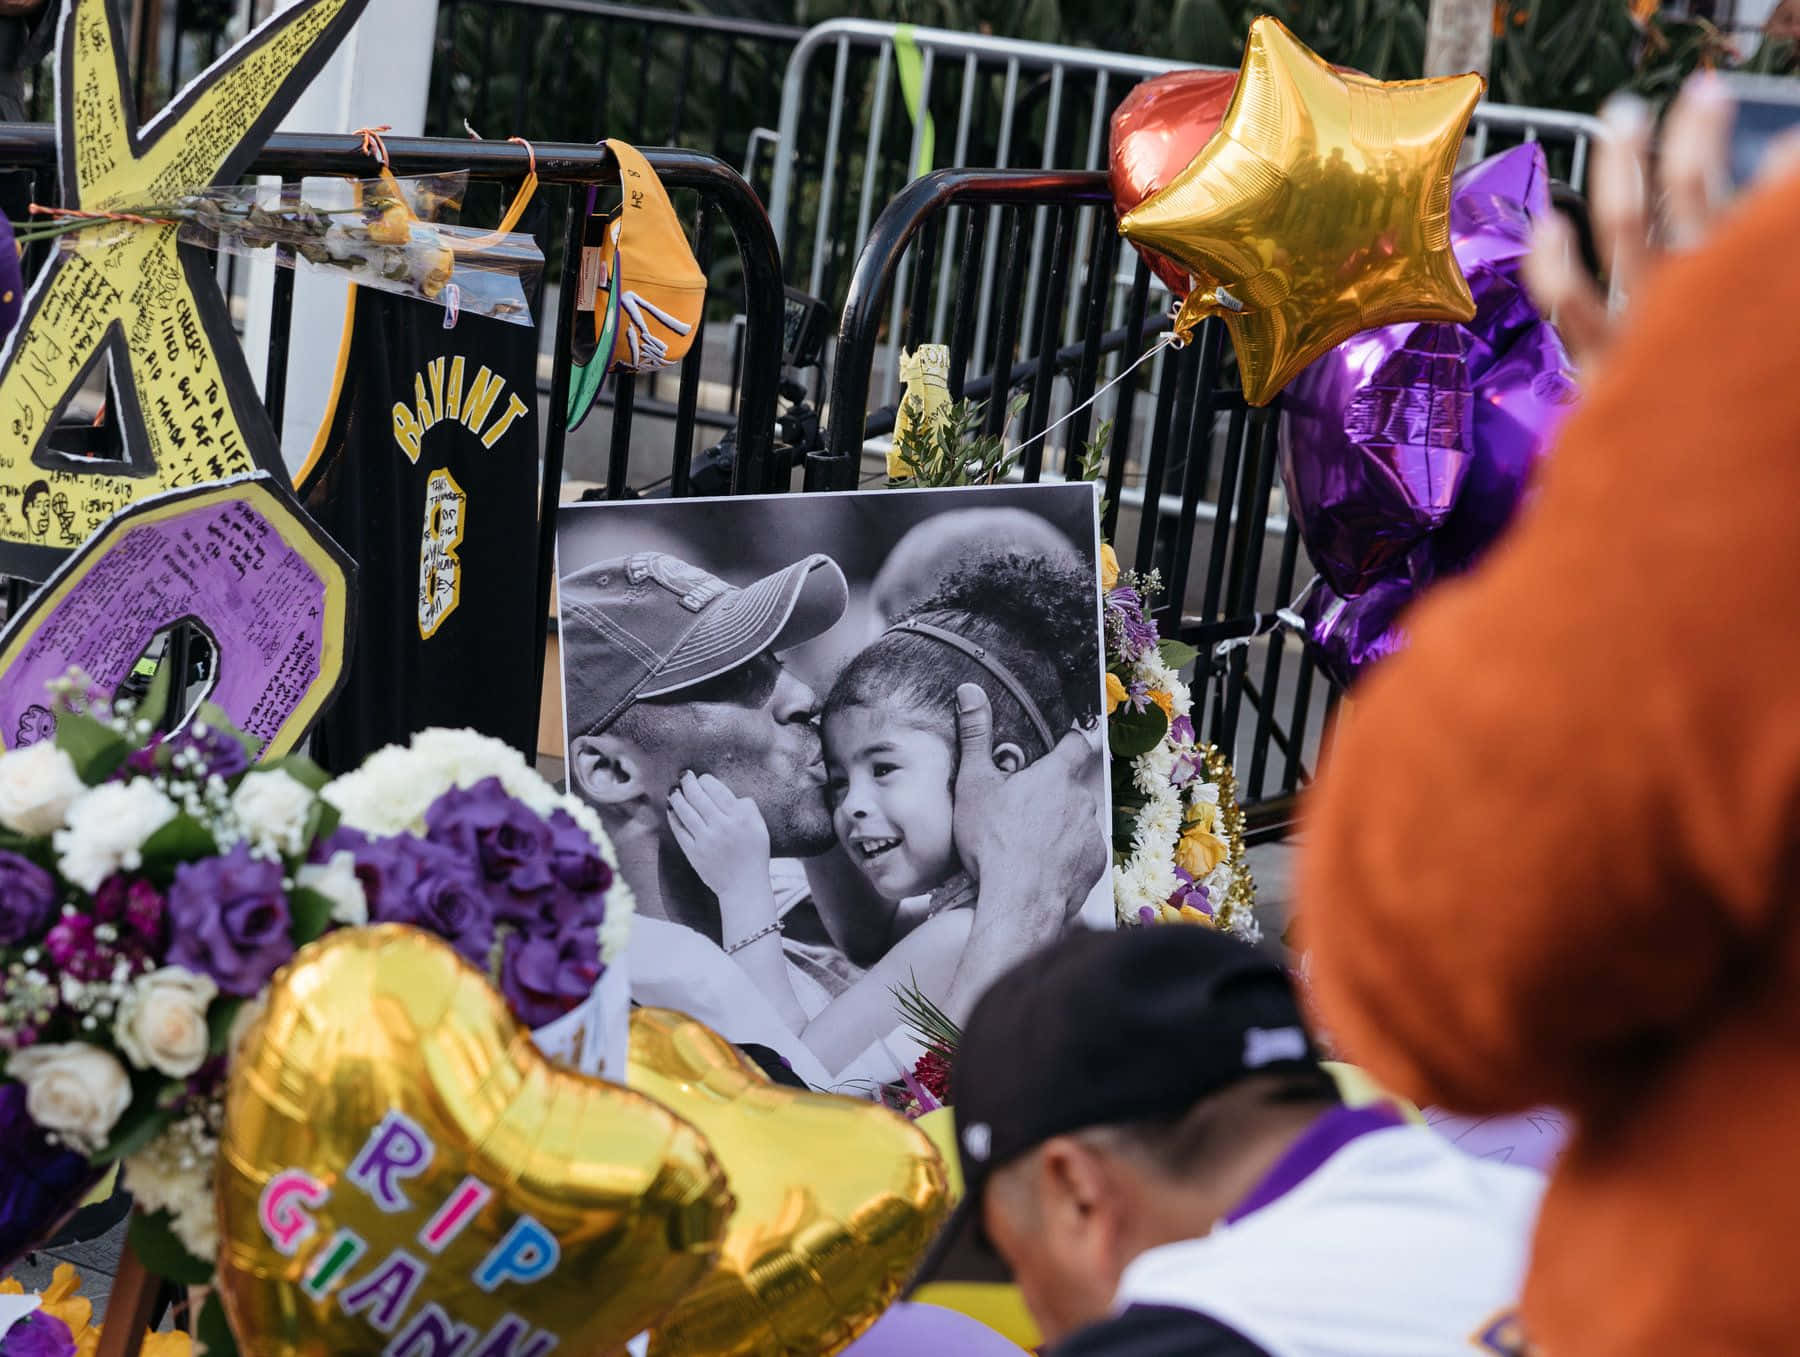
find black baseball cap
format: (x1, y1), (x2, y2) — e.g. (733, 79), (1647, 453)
(559, 550), (848, 737)
(911, 925), (1321, 1288)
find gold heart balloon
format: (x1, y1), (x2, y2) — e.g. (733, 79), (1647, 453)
(629, 1008), (950, 1357)
(1117, 17), (1484, 406)
(215, 927), (735, 1357)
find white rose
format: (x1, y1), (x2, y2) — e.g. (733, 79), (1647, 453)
(114, 967), (217, 1078)
(0, 742), (85, 837)
(231, 769), (315, 856)
(53, 780), (177, 893)
(295, 850), (367, 926)
(7, 1042), (132, 1152)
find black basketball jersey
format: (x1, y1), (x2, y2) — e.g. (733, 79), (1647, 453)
(298, 212), (544, 772)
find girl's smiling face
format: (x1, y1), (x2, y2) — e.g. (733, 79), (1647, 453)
(824, 702), (959, 900)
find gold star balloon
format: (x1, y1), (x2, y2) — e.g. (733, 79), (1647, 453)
(0, 0), (368, 578)
(1118, 18), (1484, 407)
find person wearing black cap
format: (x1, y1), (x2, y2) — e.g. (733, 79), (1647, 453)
(558, 549), (1105, 1089)
(917, 927), (1543, 1356)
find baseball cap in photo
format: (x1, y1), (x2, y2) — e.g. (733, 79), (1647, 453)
(560, 550), (849, 737)
(909, 926), (1319, 1290)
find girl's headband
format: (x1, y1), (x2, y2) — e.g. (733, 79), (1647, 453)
(885, 619), (1057, 753)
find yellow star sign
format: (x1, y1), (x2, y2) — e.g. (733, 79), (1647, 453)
(1118, 18), (1483, 407)
(0, 0), (368, 578)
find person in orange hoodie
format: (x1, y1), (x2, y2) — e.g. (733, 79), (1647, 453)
(1301, 75), (1800, 1356)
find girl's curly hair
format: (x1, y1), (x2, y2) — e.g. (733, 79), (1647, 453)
(825, 549), (1102, 759)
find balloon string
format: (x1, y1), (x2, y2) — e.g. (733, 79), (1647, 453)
(1008, 326), (1181, 465)
(1210, 574), (1320, 659)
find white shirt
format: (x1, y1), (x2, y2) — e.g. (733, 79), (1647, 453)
(625, 862), (922, 1092)
(1110, 1110), (1544, 1356)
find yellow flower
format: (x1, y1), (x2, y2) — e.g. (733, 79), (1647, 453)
(1175, 826), (1228, 878)
(1186, 799), (1218, 835)
(1100, 543), (1120, 592)
(1147, 688), (1174, 722)
(414, 241), (455, 300)
(367, 202), (413, 245)
(137, 1332), (194, 1356)
(1, 1265), (97, 1348)
(1176, 903), (1216, 927)
(1104, 672), (1129, 715)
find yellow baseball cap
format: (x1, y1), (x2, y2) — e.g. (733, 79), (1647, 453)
(568, 141), (707, 429)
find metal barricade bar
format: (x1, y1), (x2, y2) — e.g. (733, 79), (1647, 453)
(0, 124), (788, 745)
(821, 166), (1333, 831)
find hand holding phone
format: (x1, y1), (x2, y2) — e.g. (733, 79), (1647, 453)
(1721, 72), (1800, 190)
(1524, 72), (1799, 374)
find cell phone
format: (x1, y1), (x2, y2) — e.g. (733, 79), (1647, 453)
(1722, 71), (1800, 190)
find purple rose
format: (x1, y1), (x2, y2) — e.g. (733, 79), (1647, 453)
(425, 780), (555, 910)
(0, 852), (56, 946)
(546, 810), (611, 895)
(0, 1082), (97, 1275)
(1, 1311), (77, 1357)
(166, 844), (293, 996)
(311, 826), (370, 862)
(497, 922), (600, 1028)
(369, 839), (493, 967)
(166, 724), (251, 783)
(324, 831), (416, 906)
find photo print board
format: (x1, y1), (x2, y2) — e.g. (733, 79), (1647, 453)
(555, 481), (1112, 1094)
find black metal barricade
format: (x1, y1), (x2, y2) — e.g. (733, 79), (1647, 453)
(820, 166), (1592, 840)
(0, 126), (788, 742)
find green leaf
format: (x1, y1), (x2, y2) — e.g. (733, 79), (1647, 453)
(288, 886), (335, 947)
(136, 814), (220, 885)
(94, 1093), (177, 1165)
(55, 709), (131, 784)
(891, 975), (962, 1058)
(1156, 639), (1200, 674)
(1108, 702), (1169, 760)
(260, 754), (331, 793)
(196, 1290), (241, 1357)
(128, 1207), (215, 1286)
(207, 997), (244, 1056)
(307, 797), (341, 846)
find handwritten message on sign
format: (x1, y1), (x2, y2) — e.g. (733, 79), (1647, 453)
(0, 0), (367, 579)
(0, 476), (352, 756)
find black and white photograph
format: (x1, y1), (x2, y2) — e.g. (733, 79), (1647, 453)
(555, 482), (1112, 1093)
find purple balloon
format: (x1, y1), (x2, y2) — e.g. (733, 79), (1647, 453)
(1300, 575), (1417, 691)
(844, 1304), (1030, 1357)
(1425, 1106), (1570, 1175)
(1280, 145), (1578, 684)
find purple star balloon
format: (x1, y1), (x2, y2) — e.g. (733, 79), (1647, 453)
(1279, 144), (1578, 685)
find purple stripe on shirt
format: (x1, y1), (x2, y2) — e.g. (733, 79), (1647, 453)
(1222, 1103), (1406, 1225)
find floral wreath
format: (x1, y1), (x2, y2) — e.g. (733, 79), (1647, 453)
(1101, 545), (1257, 938)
